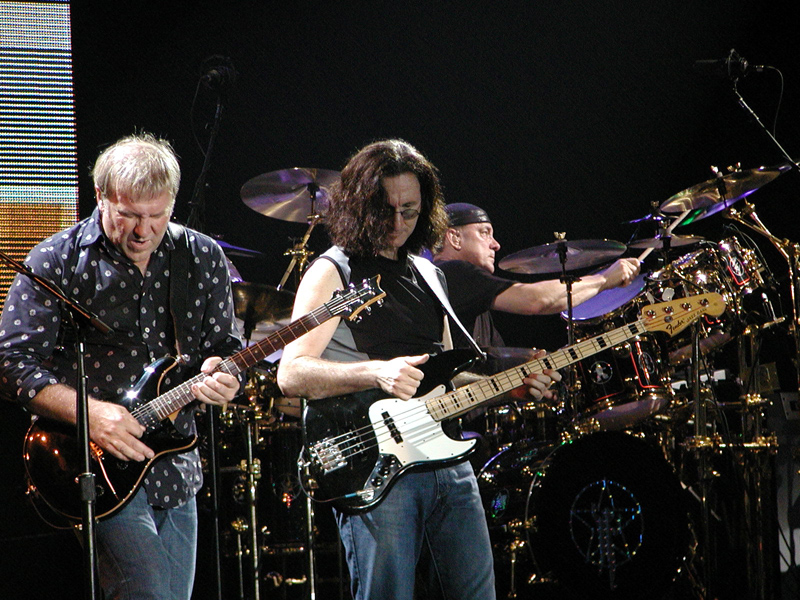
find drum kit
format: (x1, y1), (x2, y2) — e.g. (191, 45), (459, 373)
(208, 160), (797, 600)
(472, 162), (796, 599)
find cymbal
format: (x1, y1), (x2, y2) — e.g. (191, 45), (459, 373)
(216, 240), (263, 258)
(241, 167), (340, 223)
(628, 234), (704, 249)
(469, 347), (540, 376)
(660, 163), (791, 220)
(232, 282), (295, 337)
(623, 213), (668, 225)
(483, 347), (537, 362)
(498, 239), (626, 275)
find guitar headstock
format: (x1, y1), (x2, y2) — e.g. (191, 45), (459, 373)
(640, 292), (726, 337)
(331, 275), (386, 322)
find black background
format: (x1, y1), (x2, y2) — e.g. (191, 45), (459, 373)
(68, 0), (800, 350)
(2, 1), (799, 598)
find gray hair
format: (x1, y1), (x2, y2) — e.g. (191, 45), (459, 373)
(92, 132), (181, 205)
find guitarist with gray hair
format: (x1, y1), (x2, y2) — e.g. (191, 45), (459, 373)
(0, 133), (242, 600)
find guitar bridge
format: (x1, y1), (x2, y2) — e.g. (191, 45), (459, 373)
(309, 439), (347, 473)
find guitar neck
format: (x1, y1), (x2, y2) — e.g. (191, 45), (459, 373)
(144, 304), (334, 423)
(426, 318), (648, 422)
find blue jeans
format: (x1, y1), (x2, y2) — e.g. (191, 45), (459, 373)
(95, 488), (198, 600)
(335, 460), (496, 600)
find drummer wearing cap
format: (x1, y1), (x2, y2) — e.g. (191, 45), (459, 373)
(433, 202), (640, 380)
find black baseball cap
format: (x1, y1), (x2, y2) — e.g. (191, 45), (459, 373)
(444, 203), (491, 227)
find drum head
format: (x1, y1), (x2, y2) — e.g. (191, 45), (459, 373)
(565, 273), (647, 322)
(527, 432), (689, 599)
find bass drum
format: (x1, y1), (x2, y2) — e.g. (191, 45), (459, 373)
(526, 432), (690, 600)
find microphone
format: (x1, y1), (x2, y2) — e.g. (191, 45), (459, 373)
(694, 49), (764, 80)
(200, 55), (237, 91)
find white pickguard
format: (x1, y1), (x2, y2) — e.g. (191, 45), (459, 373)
(367, 385), (477, 467)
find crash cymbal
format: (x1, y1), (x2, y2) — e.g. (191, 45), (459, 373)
(660, 163), (791, 221)
(232, 282), (295, 337)
(498, 239), (626, 275)
(628, 234), (704, 249)
(241, 167), (340, 223)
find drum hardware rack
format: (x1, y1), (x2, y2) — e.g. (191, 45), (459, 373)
(218, 406), (264, 600)
(213, 397), (344, 600)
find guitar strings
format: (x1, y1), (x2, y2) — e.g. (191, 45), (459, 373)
(125, 295), (357, 424)
(309, 304), (704, 466)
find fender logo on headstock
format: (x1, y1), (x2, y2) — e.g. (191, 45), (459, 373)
(641, 293), (726, 338)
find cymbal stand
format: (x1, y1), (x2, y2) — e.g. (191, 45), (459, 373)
(685, 321), (714, 598)
(635, 208), (691, 267)
(277, 185), (324, 291)
(299, 397), (320, 600)
(241, 409), (263, 600)
(555, 233), (580, 416)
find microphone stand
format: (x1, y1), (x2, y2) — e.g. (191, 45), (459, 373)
(186, 81), (229, 600)
(732, 81), (799, 172)
(730, 79), (800, 393)
(0, 248), (111, 600)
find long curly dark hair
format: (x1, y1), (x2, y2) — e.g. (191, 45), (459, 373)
(325, 139), (448, 257)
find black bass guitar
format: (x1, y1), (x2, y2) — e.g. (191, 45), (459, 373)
(301, 292), (726, 514)
(24, 276), (385, 521)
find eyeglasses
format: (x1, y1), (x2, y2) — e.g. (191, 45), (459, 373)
(389, 207), (421, 221)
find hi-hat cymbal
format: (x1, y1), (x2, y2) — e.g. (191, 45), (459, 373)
(628, 234), (704, 249)
(660, 163), (791, 221)
(232, 282), (295, 335)
(241, 167), (340, 223)
(498, 239), (626, 275)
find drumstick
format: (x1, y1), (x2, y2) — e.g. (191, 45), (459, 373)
(636, 209), (691, 263)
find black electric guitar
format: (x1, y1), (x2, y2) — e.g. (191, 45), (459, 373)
(24, 276), (385, 521)
(301, 292), (726, 514)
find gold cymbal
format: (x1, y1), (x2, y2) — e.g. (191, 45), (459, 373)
(232, 282), (295, 337)
(498, 239), (626, 275)
(660, 163), (790, 221)
(240, 167), (340, 223)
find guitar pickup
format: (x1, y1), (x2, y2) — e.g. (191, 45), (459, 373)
(309, 439), (347, 473)
(381, 411), (403, 444)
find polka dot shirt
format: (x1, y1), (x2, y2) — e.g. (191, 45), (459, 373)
(0, 208), (242, 508)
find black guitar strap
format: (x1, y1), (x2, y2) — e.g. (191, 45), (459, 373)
(411, 255), (486, 360)
(167, 222), (190, 359)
